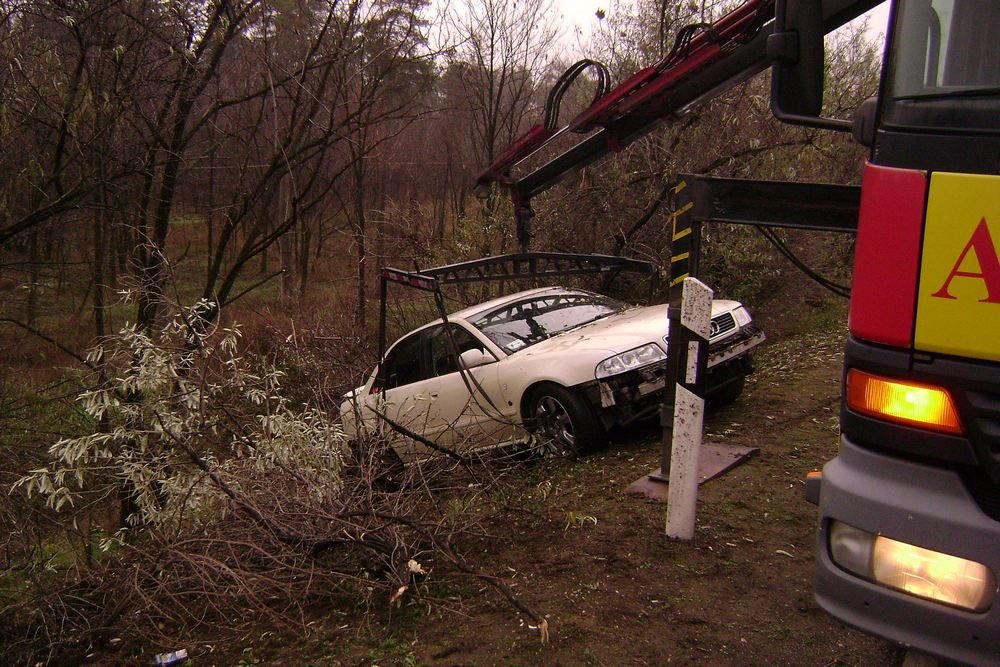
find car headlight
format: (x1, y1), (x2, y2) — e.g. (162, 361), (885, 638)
(595, 343), (666, 379)
(732, 305), (752, 327)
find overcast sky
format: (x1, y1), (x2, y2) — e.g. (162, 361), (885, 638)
(552, 0), (892, 58)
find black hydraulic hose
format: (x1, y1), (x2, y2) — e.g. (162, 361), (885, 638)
(545, 59), (612, 131)
(756, 225), (851, 298)
(660, 23), (716, 70)
(659, 1), (772, 71)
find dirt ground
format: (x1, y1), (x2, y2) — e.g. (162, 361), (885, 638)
(241, 326), (903, 666)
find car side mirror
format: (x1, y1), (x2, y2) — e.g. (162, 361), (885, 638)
(459, 348), (492, 370)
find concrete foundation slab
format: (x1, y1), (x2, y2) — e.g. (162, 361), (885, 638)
(624, 443), (758, 501)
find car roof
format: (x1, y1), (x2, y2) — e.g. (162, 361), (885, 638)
(388, 287), (609, 345)
(449, 286), (599, 322)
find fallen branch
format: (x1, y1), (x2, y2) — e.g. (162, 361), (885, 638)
(369, 511), (550, 644)
(371, 407), (474, 469)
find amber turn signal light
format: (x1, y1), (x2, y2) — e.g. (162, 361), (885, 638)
(846, 369), (963, 435)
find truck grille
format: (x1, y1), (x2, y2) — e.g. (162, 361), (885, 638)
(966, 389), (1000, 461)
(963, 470), (1000, 522)
(960, 387), (1000, 521)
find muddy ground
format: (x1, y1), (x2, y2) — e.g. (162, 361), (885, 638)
(242, 326), (903, 666)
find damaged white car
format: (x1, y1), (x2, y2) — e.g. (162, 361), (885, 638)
(340, 287), (763, 459)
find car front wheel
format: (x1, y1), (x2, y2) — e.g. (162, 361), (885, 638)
(527, 383), (605, 458)
(712, 375), (745, 405)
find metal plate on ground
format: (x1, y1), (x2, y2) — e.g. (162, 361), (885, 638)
(624, 443), (758, 501)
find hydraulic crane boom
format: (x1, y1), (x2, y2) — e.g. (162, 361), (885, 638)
(475, 0), (882, 250)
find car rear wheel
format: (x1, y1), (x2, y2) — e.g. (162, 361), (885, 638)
(527, 383), (605, 458)
(349, 439), (406, 490)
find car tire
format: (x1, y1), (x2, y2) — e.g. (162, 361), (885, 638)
(527, 383), (606, 458)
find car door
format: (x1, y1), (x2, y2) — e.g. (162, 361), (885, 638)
(424, 323), (515, 451)
(367, 326), (452, 455)
(359, 323), (502, 459)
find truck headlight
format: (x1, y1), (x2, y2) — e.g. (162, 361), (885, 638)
(829, 521), (996, 612)
(595, 343), (666, 379)
(732, 306), (752, 327)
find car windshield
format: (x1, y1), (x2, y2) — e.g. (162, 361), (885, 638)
(470, 292), (625, 353)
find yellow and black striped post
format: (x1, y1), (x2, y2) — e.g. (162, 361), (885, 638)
(659, 179), (703, 477)
(668, 179), (702, 303)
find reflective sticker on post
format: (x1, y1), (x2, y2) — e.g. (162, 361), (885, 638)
(666, 384), (705, 541)
(915, 172), (1000, 362)
(686, 341), (700, 384)
(680, 278), (713, 339)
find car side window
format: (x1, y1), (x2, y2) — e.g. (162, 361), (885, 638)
(429, 325), (485, 376)
(376, 329), (431, 391)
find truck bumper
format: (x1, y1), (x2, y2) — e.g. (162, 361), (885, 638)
(814, 437), (1000, 666)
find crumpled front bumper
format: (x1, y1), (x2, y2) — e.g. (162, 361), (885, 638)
(709, 326), (764, 368)
(583, 326), (765, 426)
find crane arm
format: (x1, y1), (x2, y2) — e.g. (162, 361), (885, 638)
(474, 0), (883, 249)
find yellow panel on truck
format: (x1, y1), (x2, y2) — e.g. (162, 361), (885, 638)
(915, 172), (1000, 362)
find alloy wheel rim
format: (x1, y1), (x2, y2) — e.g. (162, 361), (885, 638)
(536, 395), (576, 451)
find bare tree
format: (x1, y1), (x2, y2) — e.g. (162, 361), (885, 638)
(441, 0), (561, 256)
(446, 0), (559, 167)
(0, 0), (442, 529)
(336, 0), (435, 327)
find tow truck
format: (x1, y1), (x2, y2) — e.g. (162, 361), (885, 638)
(475, 0), (999, 663)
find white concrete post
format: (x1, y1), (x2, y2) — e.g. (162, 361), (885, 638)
(665, 277), (713, 540)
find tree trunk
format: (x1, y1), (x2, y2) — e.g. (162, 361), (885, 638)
(26, 232), (39, 328)
(354, 186), (368, 330)
(298, 222), (312, 300)
(93, 210), (107, 338)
